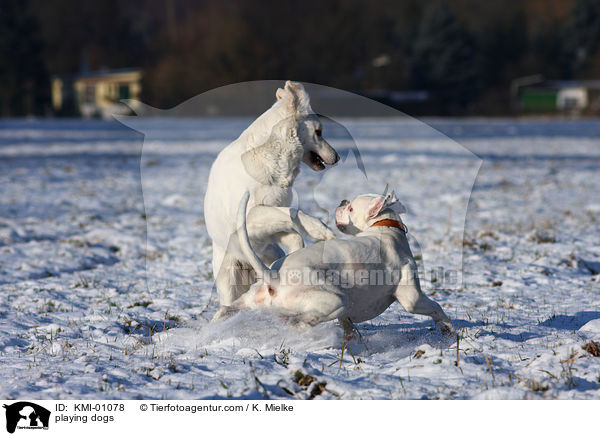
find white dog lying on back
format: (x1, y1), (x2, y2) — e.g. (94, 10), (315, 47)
(204, 81), (339, 313)
(214, 190), (455, 337)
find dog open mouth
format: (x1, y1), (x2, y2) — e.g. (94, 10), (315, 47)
(308, 151), (327, 170)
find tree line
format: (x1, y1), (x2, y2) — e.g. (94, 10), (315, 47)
(1, 0), (599, 116)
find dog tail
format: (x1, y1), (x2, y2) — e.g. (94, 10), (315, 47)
(237, 191), (271, 282)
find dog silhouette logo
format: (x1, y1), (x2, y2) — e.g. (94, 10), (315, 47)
(3, 402), (50, 433)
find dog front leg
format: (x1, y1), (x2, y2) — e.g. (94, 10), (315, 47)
(394, 264), (454, 335)
(294, 210), (335, 241)
(274, 231), (304, 253)
(248, 206), (335, 242)
(396, 289), (454, 335)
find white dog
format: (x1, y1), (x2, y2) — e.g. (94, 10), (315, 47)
(204, 81), (339, 312)
(215, 190), (455, 337)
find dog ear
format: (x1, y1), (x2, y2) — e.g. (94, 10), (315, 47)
(367, 196), (386, 220)
(385, 191), (407, 215)
(284, 81), (310, 111)
(241, 139), (283, 185)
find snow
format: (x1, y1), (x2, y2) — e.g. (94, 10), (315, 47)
(0, 117), (599, 400)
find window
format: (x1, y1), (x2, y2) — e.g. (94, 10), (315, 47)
(84, 85), (95, 103)
(118, 84), (130, 100)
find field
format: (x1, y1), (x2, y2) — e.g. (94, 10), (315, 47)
(1, 117), (599, 399)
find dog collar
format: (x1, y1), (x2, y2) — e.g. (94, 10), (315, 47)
(371, 219), (407, 232)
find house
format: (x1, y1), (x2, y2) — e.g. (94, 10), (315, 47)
(514, 77), (600, 115)
(51, 68), (142, 118)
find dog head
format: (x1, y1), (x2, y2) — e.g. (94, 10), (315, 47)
(276, 81), (339, 171)
(335, 192), (406, 235)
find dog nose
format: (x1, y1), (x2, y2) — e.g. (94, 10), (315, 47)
(339, 199), (349, 207)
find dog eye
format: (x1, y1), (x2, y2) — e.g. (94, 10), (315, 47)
(348, 206), (353, 212)
(315, 128), (322, 137)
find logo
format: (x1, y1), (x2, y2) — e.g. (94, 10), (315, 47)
(3, 402), (50, 434)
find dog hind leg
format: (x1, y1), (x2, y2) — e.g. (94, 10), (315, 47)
(280, 289), (346, 328)
(215, 255), (255, 307)
(261, 243), (286, 266)
(339, 317), (357, 341)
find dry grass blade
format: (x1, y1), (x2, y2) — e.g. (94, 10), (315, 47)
(413, 349), (425, 359)
(485, 356), (495, 380)
(537, 369), (558, 380)
(455, 334), (460, 367)
(339, 340), (347, 369)
(248, 361), (268, 398)
(488, 357), (522, 382)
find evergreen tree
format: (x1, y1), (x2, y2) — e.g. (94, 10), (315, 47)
(410, 1), (479, 112)
(0, 0), (48, 116)
(562, 0), (600, 77)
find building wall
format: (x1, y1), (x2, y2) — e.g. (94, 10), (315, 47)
(51, 78), (63, 111)
(68, 71), (142, 118)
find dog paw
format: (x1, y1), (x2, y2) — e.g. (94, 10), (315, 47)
(211, 306), (236, 322)
(322, 227), (336, 240)
(344, 331), (358, 342)
(284, 316), (310, 330)
(296, 212), (336, 241)
(307, 221), (335, 241)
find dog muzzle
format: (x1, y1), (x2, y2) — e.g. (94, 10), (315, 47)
(335, 200), (350, 230)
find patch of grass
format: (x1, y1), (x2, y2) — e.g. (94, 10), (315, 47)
(478, 230), (497, 239)
(582, 341), (600, 357)
(164, 311), (181, 323)
(559, 349), (579, 387)
(462, 237), (476, 249)
(128, 301), (152, 309)
(413, 349), (425, 359)
(277, 347), (291, 367)
(73, 275), (100, 289)
(462, 233), (493, 252)
(140, 250), (162, 261)
(292, 370), (327, 399)
(293, 370), (315, 387)
(530, 230), (556, 244)
(38, 299), (57, 313)
(528, 380), (549, 392)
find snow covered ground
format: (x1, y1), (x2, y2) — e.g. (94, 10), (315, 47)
(1, 117), (599, 400)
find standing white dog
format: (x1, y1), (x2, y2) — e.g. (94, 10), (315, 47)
(215, 190), (455, 338)
(204, 81), (339, 312)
